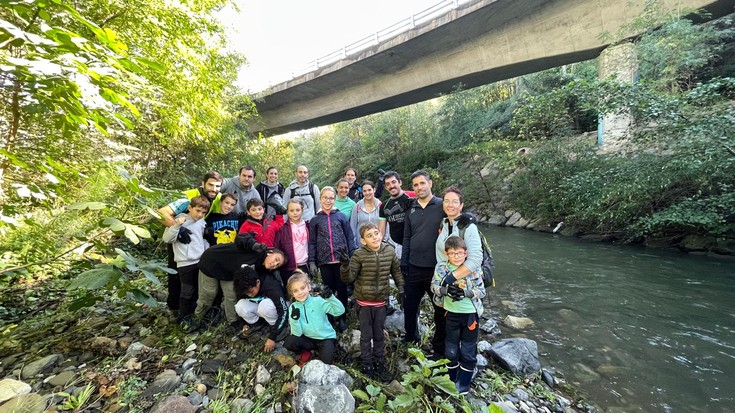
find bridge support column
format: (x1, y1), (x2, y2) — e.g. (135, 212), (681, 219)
(597, 42), (638, 153)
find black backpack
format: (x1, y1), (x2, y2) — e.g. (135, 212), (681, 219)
(457, 225), (496, 288)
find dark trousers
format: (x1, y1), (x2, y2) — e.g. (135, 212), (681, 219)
(178, 263), (199, 319)
(166, 244), (179, 310)
(320, 263), (349, 309)
(357, 304), (387, 365)
(284, 265), (310, 288)
(445, 312), (479, 370)
(284, 334), (337, 364)
(403, 265), (446, 355)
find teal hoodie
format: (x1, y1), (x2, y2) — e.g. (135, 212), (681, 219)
(288, 295), (345, 340)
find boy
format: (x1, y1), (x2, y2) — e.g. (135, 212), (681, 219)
(238, 198), (285, 247)
(340, 223), (404, 380)
(233, 265), (290, 352)
(431, 236), (486, 395)
(162, 196), (211, 332)
(204, 193), (245, 245)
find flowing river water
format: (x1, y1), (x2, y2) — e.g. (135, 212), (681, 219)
(480, 226), (735, 413)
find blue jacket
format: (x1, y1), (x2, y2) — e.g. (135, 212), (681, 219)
(288, 295), (345, 340)
(308, 209), (356, 266)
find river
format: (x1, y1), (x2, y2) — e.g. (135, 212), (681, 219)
(481, 226), (735, 413)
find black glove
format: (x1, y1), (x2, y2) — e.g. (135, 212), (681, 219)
(397, 292), (405, 310)
(266, 193), (287, 215)
(252, 241), (267, 254)
(308, 262), (319, 277)
(441, 272), (457, 287)
(290, 307), (300, 320)
(321, 285), (333, 299)
(447, 284), (468, 301)
(203, 225), (214, 239)
(177, 227), (192, 244)
(339, 250), (350, 267)
(235, 232), (256, 250)
(456, 212), (478, 230)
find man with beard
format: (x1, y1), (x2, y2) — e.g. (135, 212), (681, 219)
(221, 166), (261, 215)
(283, 165), (320, 222)
(401, 170), (446, 358)
(378, 171), (414, 259)
(158, 171), (224, 316)
(256, 166), (286, 216)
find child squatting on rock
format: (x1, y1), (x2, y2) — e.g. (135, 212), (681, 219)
(431, 235), (486, 395)
(284, 270), (345, 366)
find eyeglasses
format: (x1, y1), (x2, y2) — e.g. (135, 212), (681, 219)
(443, 199), (461, 205)
(446, 251), (466, 258)
(321, 196), (335, 201)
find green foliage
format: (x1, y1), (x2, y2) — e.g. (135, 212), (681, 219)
(57, 383), (97, 411)
(353, 384), (389, 413)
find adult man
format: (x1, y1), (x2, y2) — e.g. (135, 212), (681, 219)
(283, 165), (320, 221)
(378, 171), (414, 259)
(221, 166), (261, 215)
(256, 166), (286, 216)
(344, 167), (362, 201)
(401, 170), (446, 357)
(157, 171), (224, 315)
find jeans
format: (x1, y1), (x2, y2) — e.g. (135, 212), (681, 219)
(445, 311), (479, 370)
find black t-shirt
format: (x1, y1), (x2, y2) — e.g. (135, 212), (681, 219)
(379, 193), (414, 245)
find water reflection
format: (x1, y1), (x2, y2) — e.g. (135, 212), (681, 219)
(483, 226), (735, 413)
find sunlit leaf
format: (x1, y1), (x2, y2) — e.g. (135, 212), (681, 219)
(69, 202), (107, 211)
(102, 217), (126, 232)
(67, 266), (117, 290)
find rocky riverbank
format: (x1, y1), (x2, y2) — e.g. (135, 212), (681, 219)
(0, 283), (599, 413)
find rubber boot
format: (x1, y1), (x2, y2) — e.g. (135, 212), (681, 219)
(456, 366), (473, 395)
(447, 362), (459, 382)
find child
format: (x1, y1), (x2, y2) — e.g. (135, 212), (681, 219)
(431, 236), (486, 395)
(275, 197), (311, 285)
(162, 196), (210, 332)
(340, 223), (404, 380)
(233, 265), (290, 352)
(239, 198), (285, 247)
(284, 270), (345, 365)
(204, 193), (245, 245)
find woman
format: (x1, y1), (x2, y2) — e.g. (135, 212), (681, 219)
(350, 180), (382, 248)
(334, 178), (357, 219)
(434, 186), (483, 284)
(308, 186), (356, 332)
(345, 167), (362, 201)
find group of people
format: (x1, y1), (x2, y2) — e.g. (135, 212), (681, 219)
(157, 165), (488, 393)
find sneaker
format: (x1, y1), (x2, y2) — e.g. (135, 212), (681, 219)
(179, 315), (201, 333)
(362, 364), (376, 379)
(374, 361), (393, 382)
(202, 307), (222, 329)
(298, 351), (313, 367)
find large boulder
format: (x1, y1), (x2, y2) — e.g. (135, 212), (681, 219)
(488, 338), (541, 376)
(0, 379), (32, 404)
(295, 383), (354, 413)
(299, 360), (352, 388)
(20, 354), (62, 379)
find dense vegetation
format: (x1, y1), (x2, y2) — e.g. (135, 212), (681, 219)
(0, 1), (733, 410)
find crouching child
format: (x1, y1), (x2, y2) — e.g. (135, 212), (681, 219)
(431, 236), (486, 395)
(284, 271), (345, 365)
(234, 266), (290, 352)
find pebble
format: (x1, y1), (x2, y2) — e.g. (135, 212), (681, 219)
(182, 358), (198, 370)
(185, 343), (197, 352)
(255, 383), (266, 396)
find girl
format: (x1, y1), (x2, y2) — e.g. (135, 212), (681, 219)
(308, 186), (355, 332)
(350, 180), (382, 248)
(275, 197), (311, 285)
(284, 271), (345, 365)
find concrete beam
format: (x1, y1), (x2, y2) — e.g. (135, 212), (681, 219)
(248, 0), (734, 136)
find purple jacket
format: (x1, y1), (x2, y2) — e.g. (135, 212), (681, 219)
(274, 221), (310, 272)
(308, 209), (356, 266)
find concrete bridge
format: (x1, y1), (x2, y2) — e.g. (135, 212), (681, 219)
(247, 0), (734, 136)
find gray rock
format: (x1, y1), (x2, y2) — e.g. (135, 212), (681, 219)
(487, 215), (507, 226)
(295, 383), (354, 413)
(480, 319), (501, 336)
(503, 315), (534, 329)
(47, 371), (76, 387)
(200, 359), (224, 373)
(182, 358), (198, 370)
(0, 392), (45, 413)
(338, 329), (361, 356)
(511, 388), (529, 401)
(231, 398), (254, 412)
(182, 368), (198, 383)
(187, 391), (203, 406)
(207, 388), (222, 400)
(512, 217), (529, 228)
(149, 395), (196, 413)
(476, 354), (488, 368)
(505, 212), (522, 226)
(126, 342), (151, 358)
(492, 400), (520, 413)
(185, 343), (197, 352)
(570, 362), (601, 383)
(20, 354), (62, 379)
(0, 378), (32, 404)
(383, 310), (406, 334)
(477, 340), (492, 353)
(488, 338), (541, 376)
(255, 383), (266, 396)
(142, 369), (181, 397)
(299, 360), (352, 388)
(256, 364), (271, 385)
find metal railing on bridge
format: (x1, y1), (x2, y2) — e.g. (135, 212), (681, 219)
(289, 0), (475, 80)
